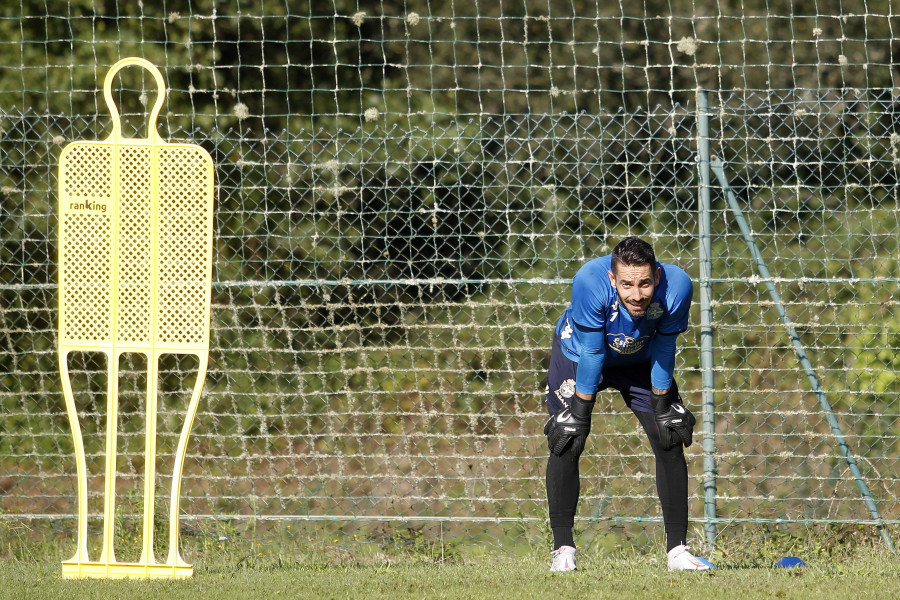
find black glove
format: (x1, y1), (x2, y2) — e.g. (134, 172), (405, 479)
(651, 388), (696, 451)
(544, 396), (593, 460)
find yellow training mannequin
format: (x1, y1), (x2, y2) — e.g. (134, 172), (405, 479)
(57, 57), (214, 579)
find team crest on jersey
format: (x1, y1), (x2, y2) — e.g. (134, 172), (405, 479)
(646, 301), (664, 320)
(607, 333), (649, 355)
(555, 378), (576, 402)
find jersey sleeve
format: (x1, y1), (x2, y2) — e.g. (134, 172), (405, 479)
(649, 332), (677, 390)
(574, 325), (606, 396)
(569, 262), (608, 329)
(657, 266), (693, 335)
(569, 260), (609, 396)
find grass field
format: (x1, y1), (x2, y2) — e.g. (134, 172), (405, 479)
(1, 537), (897, 600)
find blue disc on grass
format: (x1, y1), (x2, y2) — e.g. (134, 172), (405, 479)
(774, 556), (807, 568)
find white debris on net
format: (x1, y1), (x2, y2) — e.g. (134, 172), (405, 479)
(352, 12), (366, 27)
(812, 28), (822, 37)
(676, 36), (699, 56)
(52, 135), (66, 145)
(315, 159), (340, 175)
(838, 55), (848, 66)
(233, 102), (250, 120)
(168, 12), (180, 23)
(407, 12), (420, 27)
(364, 107), (380, 122)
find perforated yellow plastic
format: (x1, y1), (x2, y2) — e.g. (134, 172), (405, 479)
(57, 57), (214, 579)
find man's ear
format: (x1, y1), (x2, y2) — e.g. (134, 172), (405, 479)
(607, 269), (616, 288)
(654, 266), (661, 286)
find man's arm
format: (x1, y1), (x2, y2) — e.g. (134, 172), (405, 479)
(573, 323), (606, 400)
(649, 331), (677, 393)
(568, 259), (610, 401)
(545, 322), (602, 459)
(649, 332), (695, 449)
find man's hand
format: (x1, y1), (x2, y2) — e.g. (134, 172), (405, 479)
(650, 388), (696, 450)
(544, 396), (593, 461)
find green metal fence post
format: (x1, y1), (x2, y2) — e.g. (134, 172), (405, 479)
(696, 91), (718, 554)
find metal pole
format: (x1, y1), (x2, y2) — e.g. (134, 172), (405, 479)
(709, 156), (895, 552)
(696, 91), (718, 554)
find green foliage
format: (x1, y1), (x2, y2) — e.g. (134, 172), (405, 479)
(3, 1), (900, 124)
(850, 314), (900, 397)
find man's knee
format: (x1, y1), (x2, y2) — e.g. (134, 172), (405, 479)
(544, 398), (593, 462)
(636, 409), (685, 458)
(557, 430), (590, 462)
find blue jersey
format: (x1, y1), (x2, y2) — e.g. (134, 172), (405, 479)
(554, 255), (693, 392)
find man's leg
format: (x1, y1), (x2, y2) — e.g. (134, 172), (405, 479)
(546, 451), (579, 549)
(543, 334), (592, 554)
(606, 365), (711, 569)
(605, 363), (689, 552)
(633, 408), (689, 551)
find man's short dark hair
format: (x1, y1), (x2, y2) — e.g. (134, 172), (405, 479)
(611, 237), (656, 274)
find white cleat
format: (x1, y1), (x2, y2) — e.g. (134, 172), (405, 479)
(550, 545), (577, 572)
(667, 544), (715, 571)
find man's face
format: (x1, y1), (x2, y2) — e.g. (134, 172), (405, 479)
(607, 263), (660, 318)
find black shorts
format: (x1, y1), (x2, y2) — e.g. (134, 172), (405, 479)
(544, 331), (675, 415)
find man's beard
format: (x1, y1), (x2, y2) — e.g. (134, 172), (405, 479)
(621, 299), (649, 317)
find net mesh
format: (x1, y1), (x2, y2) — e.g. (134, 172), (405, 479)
(707, 89), (899, 528)
(0, 2), (897, 551)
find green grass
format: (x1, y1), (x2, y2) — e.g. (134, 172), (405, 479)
(1, 544), (898, 600)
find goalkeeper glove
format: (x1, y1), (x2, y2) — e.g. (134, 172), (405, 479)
(544, 396), (593, 461)
(651, 388), (696, 451)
